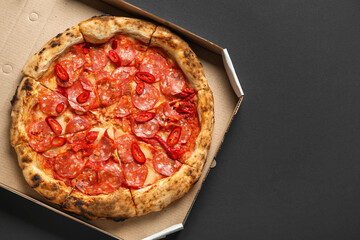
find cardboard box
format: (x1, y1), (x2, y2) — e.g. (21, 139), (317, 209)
(0, 0), (243, 239)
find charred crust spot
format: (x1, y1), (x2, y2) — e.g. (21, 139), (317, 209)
(56, 33), (62, 38)
(35, 66), (39, 71)
(65, 28), (70, 31)
(10, 86), (19, 106)
(70, 33), (74, 37)
(184, 49), (193, 58)
(51, 183), (58, 191)
(75, 200), (84, 207)
(51, 41), (60, 48)
(22, 157), (32, 163)
(21, 78), (33, 91)
(31, 174), (41, 188)
(66, 32), (70, 36)
(38, 48), (46, 55)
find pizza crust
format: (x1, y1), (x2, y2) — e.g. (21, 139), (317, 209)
(14, 143), (73, 205)
(183, 88), (214, 170)
(22, 26), (84, 80)
(10, 77), (44, 147)
(131, 164), (201, 216)
(62, 187), (136, 220)
(78, 16), (157, 44)
(150, 25), (210, 91)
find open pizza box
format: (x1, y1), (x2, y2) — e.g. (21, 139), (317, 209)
(0, 0), (244, 239)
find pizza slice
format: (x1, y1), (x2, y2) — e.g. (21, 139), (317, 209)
(62, 127), (137, 220)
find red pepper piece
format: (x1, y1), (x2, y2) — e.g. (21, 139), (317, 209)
(86, 131), (99, 144)
(51, 136), (66, 147)
(131, 142), (146, 164)
(45, 117), (62, 134)
(136, 72), (156, 83)
(135, 112), (155, 123)
(73, 43), (88, 54)
(55, 86), (67, 98)
(167, 126), (182, 147)
(55, 64), (69, 81)
(175, 102), (196, 115)
(183, 93), (196, 102)
(183, 86), (197, 94)
(108, 50), (121, 65)
(175, 92), (189, 98)
(136, 82), (145, 95)
(55, 102), (65, 113)
(103, 129), (115, 144)
(111, 38), (118, 49)
(76, 91), (90, 103)
(153, 135), (185, 160)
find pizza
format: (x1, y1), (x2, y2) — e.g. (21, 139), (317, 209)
(10, 16), (214, 220)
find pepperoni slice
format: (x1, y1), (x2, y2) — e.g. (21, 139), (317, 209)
(153, 151), (182, 177)
(131, 83), (160, 111)
(123, 162), (148, 188)
(54, 151), (85, 178)
(98, 161), (123, 189)
(84, 46), (108, 72)
(65, 131), (88, 143)
(140, 49), (170, 82)
(155, 102), (183, 127)
(97, 75), (119, 107)
(89, 134), (114, 162)
(113, 95), (133, 118)
(178, 120), (192, 144)
(112, 66), (137, 81)
(28, 121), (53, 152)
(115, 134), (137, 163)
(75, 167), (98, 194)
(38, 90), (68, 116)
(112, 35), (137, 66)
(86, 131), (99, 144)
(75, 162), (119, 196)
(132, 118), (160, 138)
(160, 68), (186, 96)
(65, 116), (91, 134)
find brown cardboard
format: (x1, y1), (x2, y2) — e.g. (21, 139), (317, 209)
(0, 0), (243, 239)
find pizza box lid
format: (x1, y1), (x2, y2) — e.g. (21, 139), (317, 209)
(0, 0), (244, 239)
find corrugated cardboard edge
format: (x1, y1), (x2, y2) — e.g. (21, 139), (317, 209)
(222, 49), (244, 97)
(142, 224), (183, 240)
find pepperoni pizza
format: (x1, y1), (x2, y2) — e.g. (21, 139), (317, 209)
(10, 16), (214, 219)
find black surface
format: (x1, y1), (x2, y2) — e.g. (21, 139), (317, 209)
(2, 0), (360, 239)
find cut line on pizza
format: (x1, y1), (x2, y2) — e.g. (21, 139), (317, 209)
(10, 16), (214, 220)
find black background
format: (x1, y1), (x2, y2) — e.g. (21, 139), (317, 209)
(2, 0), (360, 239)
